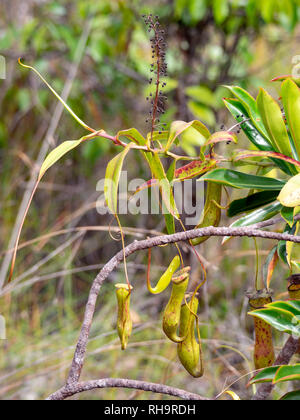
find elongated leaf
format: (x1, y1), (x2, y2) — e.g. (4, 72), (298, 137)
(19, 59), (94, 132)
(274, 365), (300, 384)
(280, 390), (300, 401)
(257, 88), (293, 158)
(277, 223), (297, 265)
(144, 152), (179, 234)
(166, 120), (210, 151)
(39, 134), (100, 180)
(224, 98), (271, 150)
(166, 160), (176, 183)
(224, 98), (294, 175)
(175, 158), (217, 181)
(227, 191), (279, 217)
(134, 158), (217, 195)
(104, 143), (133, 214)
(117, 128), (147, 146)
(272, 75), (300, 87)
(223, 202), (283, 244)
(281, 206), (296, 227)
(285, 300), (300, 312)
(249, 307), (300, 337)
(224, 86), (269, 138)
(150, 152), (179, 219)
(281, 79), (300, 160)
(278, 173), (300, 207)
(287, 222), (300, 267)
(263, 246), (278, 289)
(199, 168), (286, 190)
(205, 131), (237, 146)
(233, 150), (300, 169)
(248, 367), (278, 385)
(267, 301), (300, 317)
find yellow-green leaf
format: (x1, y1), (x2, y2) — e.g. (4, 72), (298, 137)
(257, 88), (293, 158)
(166, 120), (210, 152)
(281, 79), (300, 161)
(39, 135), (97, 180)
(278, 173), (300, 207)
(205, 131), (237, 146)
(104, 143), (133, 214)
(117, 128), (147, 146)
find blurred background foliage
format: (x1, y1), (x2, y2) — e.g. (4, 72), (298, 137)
(0, 0), (300, 400)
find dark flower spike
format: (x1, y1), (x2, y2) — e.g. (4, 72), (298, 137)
(143, 15), (168, 143)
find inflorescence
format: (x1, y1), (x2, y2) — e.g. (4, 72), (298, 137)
(142, 14), (168, 138)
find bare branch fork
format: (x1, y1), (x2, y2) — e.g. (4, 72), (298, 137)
(47, 220), (300, 400)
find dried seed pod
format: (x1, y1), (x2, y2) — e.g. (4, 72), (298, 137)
(147, 255), (180, 295)
(247, 289), (275, 370)
(177, 295), (204, 378)
(287, 274), (300, 300)
(162, 267), (190, 343)
(191, 182), (222, 246)
(115, 284), (133, 350)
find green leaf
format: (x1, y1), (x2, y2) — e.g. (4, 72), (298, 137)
(227, 191), (279, 217)
(281, 206), (295, 227)
(267, 301), (300, 318)
(277, 223), (297, 265)
(233, 150), (300, 169)
(278, 174), (300, 207)
(19, 59), (94, 132)
(166, 120), (210, 151)
(257, 88), (293, 158)
(117, 128), (147, 146)
(39, 133), (102, 180)
(224, 98), (270, 150)
(167, 160), (176, 183)
(272, 75), (300, 87)
(223, 202), (282, 244)
(281, 79), (300, 161)
(248, 367), (278, 385)
(280, 390), (300, 401)
(224, 86), (269, 139)
(224, 98), (294, 175)
(133, 158), (218, 197)
(274, 365), (300, 384)
(199, 168), (285, 190)
(150, 153), (179, 219)
(249, 307), (300, 337)
(175, 158), (218, 181)
(205, 131), (238, 146)
(104, 143), (133, 214)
